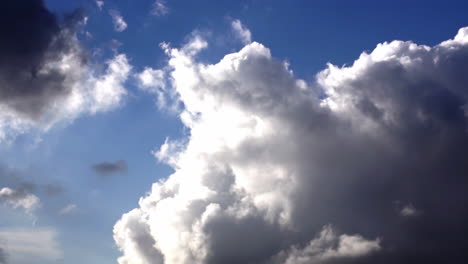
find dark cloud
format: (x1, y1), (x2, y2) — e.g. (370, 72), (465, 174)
(0, 0), (86, 120)
(92, 160), (128, 176)
(115, 28), (468, 264)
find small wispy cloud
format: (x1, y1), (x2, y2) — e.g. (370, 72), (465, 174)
(95, 0), (104, 10)
(400, 204), (422, 217)
(109, 10), (127, 32)
(58, 204), (77, 215)
(152, 0), (169, 16)
(231, 19), (252, 44)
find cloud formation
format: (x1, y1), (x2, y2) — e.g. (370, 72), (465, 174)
(0, 1), (131, 142)
(152, 0), (170, 17)
(0, 187), (40, 212)
(92, 160), (128, 177)
(275, 225), (380, 264)
(0, 228), (62, 264)
(231, 19), (252, 44)
(110, 10), (128, 32)
(58, 203), (77, 215)
(95, 0), (104, 10)
(115, 26), (468, 264)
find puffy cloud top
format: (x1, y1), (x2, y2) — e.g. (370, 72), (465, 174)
(115, 26), (468, 264)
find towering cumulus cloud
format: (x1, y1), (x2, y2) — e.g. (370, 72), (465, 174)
(115, 27), (468, 263)
(0, 0), (131, 141)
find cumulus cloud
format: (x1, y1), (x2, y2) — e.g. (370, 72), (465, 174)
(115, 25), (468, 264)
(0, 187), (40, 212)
(0, 1), (131, 142)
(110, 10), (128, 32)
(231, 19), (252, 44)
(152, 0), (170, 17)
(0, 228), (62, 264)
(92, 160), (128, 177)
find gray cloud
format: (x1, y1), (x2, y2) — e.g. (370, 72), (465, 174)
(92, 160), (128, 177)
(115, 26), (468, 264)
(0, 1), (84, 119)
(0, 1), (131, 141)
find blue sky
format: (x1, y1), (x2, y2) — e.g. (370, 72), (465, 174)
(1, 1), (468, 264)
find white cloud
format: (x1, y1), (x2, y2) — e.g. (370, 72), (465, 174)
(58, 204), (77, 215)
(0, 228), (62, 264)
(95, 0), (104, 10)
(277, 225), (380, 264)
(0, 187), (40, 212)
(110, 10), (128, 32)
(231, 19), (252, 44)
(115, 27), (468, 264)
(152, 0), (170, 17)
(136, 67), (170, 109)
(399, 204), (421, 217)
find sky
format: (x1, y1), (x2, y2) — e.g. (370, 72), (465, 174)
(1, 0), (468, 264)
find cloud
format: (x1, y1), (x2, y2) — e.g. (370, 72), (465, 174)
(0, 187), (40, 212)
(110, 10), (128, 32)
(152, 0), (170, 17)
(58, 203), (77, 215)
(399, 204), (421, 217)
(0, 1), (131, 142)
(92, 160), (128, 176)
(0, 228), (62, 264)
(276, 225), (380, 264)
(115, 26), (468, 264)
(231, 19), (252, 44)
(95, 0), (104, 10)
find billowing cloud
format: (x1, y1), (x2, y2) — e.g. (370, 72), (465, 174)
(0, 228), (62, 264)
(110, 10), (128, 32)
(231, 19), (252, 44)
(0, 187), (40, 212)
(115, 25), (468, 264)
(152, 0), (170, 17)
(92, 160), (128, 177)
(0, 1), (131, 142)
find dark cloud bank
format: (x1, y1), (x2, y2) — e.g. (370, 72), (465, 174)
(115, 28), (468, 264)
